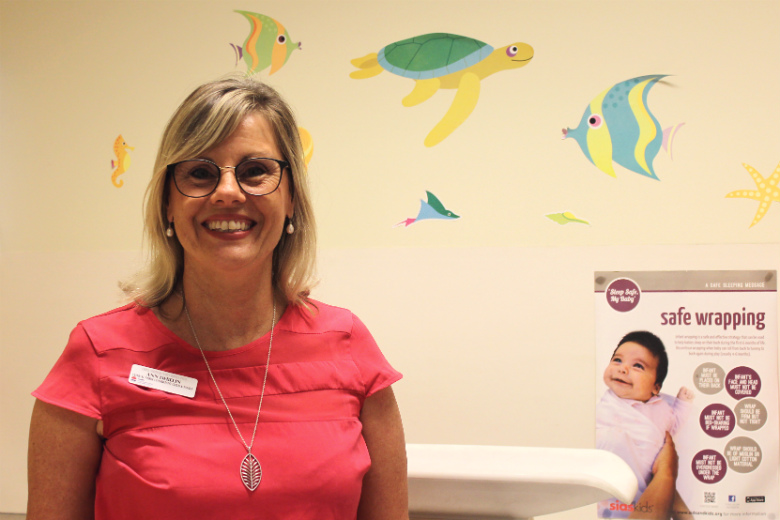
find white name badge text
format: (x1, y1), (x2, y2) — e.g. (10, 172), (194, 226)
(128, 364), (197, 398)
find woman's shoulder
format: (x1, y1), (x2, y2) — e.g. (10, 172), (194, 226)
(78, 302), (150, 328)
(75, 302), (174, 353)
(285, 299), (361, 335)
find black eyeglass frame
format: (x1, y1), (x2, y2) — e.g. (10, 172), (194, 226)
(166, 157), (290, 198)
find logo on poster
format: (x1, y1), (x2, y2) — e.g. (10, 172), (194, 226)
(607, 500), (654, 514)
(606, 278), (641, 312)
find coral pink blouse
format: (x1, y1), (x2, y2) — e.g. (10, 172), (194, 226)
(34, 301), (401, 520)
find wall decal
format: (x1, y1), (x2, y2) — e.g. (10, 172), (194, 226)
(351, 33), (533, 147)
(298, 127), (313, 168)
(662, 123), (685, 160)
(111, 135), (134, 188)
(546, 212), (590, 225)
(233, 10), (300, 75)
(394, 191), (460, 227)
(230, 43), (243, 67)
(725, 161), (780, 227)
(563, 75), (683, 180)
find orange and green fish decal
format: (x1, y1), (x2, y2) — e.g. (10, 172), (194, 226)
(233, 11), (300, 75)
(111, 134), (133, 188)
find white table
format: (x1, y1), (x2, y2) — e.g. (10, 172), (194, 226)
(407, 444), (637, 520)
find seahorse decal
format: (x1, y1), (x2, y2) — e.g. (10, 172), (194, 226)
(111, 135), (134, 188)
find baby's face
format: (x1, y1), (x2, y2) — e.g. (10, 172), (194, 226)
(603, 341), (660, 402)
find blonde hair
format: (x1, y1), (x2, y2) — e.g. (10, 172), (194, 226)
(122, 76), (317, 307)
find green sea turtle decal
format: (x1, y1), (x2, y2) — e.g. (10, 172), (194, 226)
(351, 33), (533, 147)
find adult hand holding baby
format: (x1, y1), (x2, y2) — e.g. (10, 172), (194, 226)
(653, 432), (679, 481)
(630, 432), (677, 519)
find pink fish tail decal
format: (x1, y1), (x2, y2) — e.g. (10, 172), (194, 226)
(662, 122), (685, 160)
(392, 218), (416, 228)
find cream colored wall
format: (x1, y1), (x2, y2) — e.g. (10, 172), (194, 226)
(2, 0), (779, 516)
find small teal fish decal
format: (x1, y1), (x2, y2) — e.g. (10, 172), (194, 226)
(562, 75), (683, 180)
(394, 191), (460, 227)
(234, 11), (301, 75)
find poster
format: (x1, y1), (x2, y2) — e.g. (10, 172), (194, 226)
(594, 271), (779, 519)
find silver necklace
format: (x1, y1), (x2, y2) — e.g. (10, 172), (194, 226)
(184, 301), (275, 492)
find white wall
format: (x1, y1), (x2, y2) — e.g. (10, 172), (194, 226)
(2, 0), (779, 515)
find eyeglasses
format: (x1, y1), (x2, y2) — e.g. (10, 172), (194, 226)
(167, 157), (289, 198)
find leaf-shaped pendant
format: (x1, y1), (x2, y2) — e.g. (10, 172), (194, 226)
(240, 453), (262, 491)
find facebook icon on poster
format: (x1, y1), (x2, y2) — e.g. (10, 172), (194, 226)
(729, 496), (737, 503)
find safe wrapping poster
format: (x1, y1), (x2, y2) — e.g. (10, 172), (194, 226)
(594, 271), (779, 519)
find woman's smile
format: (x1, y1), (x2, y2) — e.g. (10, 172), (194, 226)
(204, 217), (256, 233)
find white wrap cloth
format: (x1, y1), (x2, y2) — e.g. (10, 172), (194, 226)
(596, 389), (690, 517)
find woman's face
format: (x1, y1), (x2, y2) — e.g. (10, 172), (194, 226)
(166, 112), (293, 280)
(603, 341), (661, 402)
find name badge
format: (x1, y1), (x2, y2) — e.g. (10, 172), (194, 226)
(128, 364), (197, 399)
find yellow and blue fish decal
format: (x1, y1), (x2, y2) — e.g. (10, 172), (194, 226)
(235, 11), (300, 75)
(563, 75), (681, 180)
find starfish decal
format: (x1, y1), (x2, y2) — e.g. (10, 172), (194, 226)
(725, 161), (780, 227)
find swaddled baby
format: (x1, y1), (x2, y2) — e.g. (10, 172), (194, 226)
(596, 331), (693, 518)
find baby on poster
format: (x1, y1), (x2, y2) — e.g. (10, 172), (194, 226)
(597, 331), (694, 518)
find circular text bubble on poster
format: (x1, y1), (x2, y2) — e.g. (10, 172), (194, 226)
(699, 404), (735, 438)
(692, 449), (727, 484)
(725, 437), (762, 473)
(726, 366), (761, 400)
(735, 398), (768, 431)
(693, 362), (725, 395)
(606, 278), (641, 312)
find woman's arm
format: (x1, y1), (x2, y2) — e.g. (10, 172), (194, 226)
(27, 399), (103, 520)
(357, 386), (409, 520)
(629, 432), (678, 520)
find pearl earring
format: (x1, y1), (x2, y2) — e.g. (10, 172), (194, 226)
(166, 222), (174, 237)
(286, 219), (295, 235)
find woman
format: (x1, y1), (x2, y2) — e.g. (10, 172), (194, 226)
(28, 77), (408, 519)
